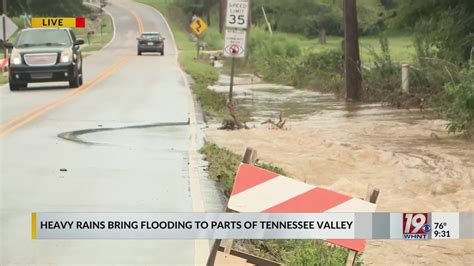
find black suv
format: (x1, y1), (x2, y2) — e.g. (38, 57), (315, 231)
(137, 32), (165, 56)
(5, 28), (84, 91)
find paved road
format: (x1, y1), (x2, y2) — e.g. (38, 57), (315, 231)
(0, 0), (207, 264)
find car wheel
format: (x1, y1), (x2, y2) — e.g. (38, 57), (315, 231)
(69, 69), (82, 88)
(138, 50), (142, 56)
(9, 81), (26, 91)
(79, 69), (83, 86)
(161, 50), (164, 56)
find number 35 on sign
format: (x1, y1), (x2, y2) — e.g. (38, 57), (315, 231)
(226, 0), (250, 29)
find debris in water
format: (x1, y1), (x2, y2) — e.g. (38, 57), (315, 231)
(430, 133), (440, 140)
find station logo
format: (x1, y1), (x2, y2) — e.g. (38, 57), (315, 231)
(403, 213), (431, 239)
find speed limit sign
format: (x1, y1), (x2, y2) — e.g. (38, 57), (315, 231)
(225, 0), (250, 29)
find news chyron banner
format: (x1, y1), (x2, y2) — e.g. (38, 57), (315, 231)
(31, 17), (86, 28)
(32, 212), (473, 240)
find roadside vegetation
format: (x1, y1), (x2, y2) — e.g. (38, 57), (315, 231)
(200, 143), (360, 264)
(173, 0), (473, 136)
(135, 0), (472, 263)
(73, 13), (114, 54)
(135, 0), (367, 263)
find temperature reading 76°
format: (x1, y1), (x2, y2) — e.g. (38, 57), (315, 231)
(431, 213), (459, 239)
(434, 222), (447, 230)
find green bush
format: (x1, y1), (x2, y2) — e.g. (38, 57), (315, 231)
(247, 27), (343, 88)
(362, 35), (401, 101)
(200, 143), (360, 265)
(444, 68), (474, 135)
(202, 28), (223, 50)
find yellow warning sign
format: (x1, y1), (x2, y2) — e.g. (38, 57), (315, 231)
(190, 17), (207, 35)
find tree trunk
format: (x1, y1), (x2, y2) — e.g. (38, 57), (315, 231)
(219, 0), (226, 33)
(206, 0), (211, 26)
(319, 28), (326, 44)
(207, 9), (211, 26)
(343, 0), (362, 101)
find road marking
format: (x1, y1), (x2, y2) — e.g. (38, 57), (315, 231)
(140, 3), (210, 265)
(115, 2), (144, 33)
(0, 2), (146, 137)
(0, 54), (134, 137)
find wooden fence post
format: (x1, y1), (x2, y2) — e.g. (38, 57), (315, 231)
(206, 147), (257, 266)
(345, 184), (380, 266)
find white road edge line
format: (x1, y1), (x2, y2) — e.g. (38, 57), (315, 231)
(137, 2), (209, 265)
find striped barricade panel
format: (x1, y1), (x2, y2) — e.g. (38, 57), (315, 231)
(228, 163), (377, 252)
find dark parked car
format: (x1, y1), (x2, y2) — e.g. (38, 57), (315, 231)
(137, 32), (165, 56)
(4, 28), (84, 91)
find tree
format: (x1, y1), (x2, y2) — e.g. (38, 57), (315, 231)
(219, 0), (226, 33)
(393, 0), (474, 64)
(1, 0), (87, 16)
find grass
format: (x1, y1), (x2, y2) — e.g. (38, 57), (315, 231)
(199, 143), (360, 265)
(73, 13), (114, 53)
(200, 143), (285, 197)
(252, 31), (415, 64)
(0, 75), (8, 84)
(135, 2), (367, 263)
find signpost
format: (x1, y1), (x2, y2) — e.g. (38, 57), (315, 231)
(224, 0), (250, 102)
(225, 0), (250, 29)
(0, 15), (17, 41)
(1, 13), (17, 59)
(190, 16), (208, 58)
(223, 29), (246, 58)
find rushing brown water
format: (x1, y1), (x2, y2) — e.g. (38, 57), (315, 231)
(207, 84), (474, 265)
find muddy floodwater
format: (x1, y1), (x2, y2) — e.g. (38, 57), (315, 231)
(206, 81), (474, 265)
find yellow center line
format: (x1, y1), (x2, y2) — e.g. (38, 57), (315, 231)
(0, 54), (134, 137)
(0, 55), (130, 131)
(0, 4), (145, 137)
(115, 2), (144, 33)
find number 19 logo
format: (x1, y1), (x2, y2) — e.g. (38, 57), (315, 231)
(403, 213), (430, 239)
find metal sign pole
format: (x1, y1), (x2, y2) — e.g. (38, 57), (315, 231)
(196, 37), (200, 58)
(229, 57), (235, 101)
(3, 0), (7, 59)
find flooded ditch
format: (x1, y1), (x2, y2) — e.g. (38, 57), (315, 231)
(206, 74), (474, 265)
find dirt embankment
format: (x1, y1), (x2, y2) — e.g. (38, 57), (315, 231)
(206, 104), (474, 265)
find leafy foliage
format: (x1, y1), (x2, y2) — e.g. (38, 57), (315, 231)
(444, 68), (474, 135)
(250, 0), (386, 37)
(362, 34), (401, 101)
(2, 0), (88, 16)
(392, 0), (474, 64)
(247, 27), (343, 90)
(200, 143), (359, 265)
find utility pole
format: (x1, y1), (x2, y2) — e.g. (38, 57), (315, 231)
(343, 0), (362, 101)
(2, 0), (7, 59)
